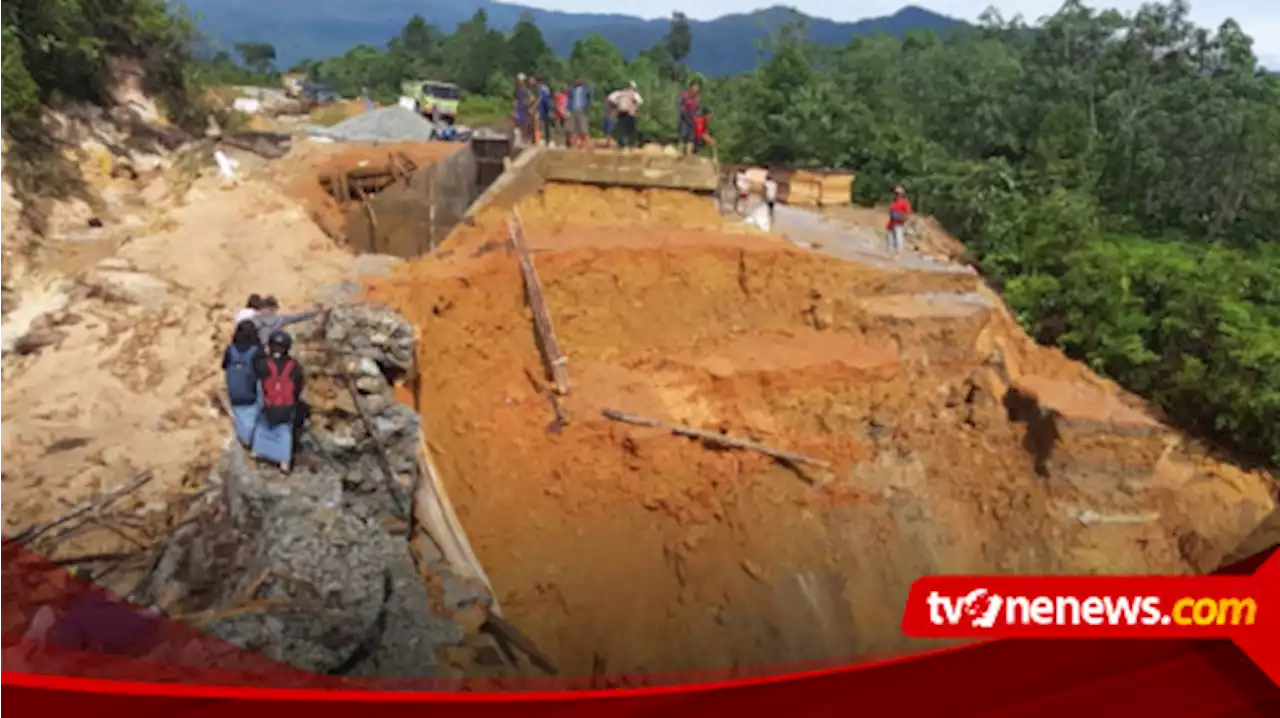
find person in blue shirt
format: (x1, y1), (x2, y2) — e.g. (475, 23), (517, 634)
(568, 77), (592, 149)
(537, 80), (553, 146)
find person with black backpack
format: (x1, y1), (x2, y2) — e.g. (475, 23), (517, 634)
(222, 320), (264, 447)
(249, 330), (305, 473)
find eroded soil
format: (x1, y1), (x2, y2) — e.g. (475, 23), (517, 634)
(367, 182), (1276, 680)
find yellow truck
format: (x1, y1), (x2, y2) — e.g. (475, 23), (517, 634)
(401, 80), (461, 124)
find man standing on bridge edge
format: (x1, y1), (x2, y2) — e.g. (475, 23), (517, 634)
(608, 81), (643, 149)
(887, 185), (913, 254)
(568, 77), (591, 149)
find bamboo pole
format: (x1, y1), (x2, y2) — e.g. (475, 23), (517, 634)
(509, 210), (571, 396)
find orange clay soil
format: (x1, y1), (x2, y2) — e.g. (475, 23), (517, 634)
(287, 141), (463, 240)
(365, 183), (1276, 681)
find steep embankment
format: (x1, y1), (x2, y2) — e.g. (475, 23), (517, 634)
(367, 183), (1276, 680)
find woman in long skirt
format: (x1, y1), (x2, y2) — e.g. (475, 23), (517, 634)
(222, 320), (263, 447)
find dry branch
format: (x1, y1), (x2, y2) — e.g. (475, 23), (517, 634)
(509, 210), (570, 396)
(601, 408), (830, 471)
(6, 472), (153, 545)
(50, 550), (145, 567)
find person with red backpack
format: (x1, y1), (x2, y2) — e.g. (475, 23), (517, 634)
(222, 319), (264, 447)
(250, 330), (305, 473)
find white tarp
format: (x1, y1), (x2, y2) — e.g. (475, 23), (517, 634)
(398, 96), (417, 111)
(232, 97), (262, 114)
(213, 150), (239, 183)
(743, 204), (772, 233)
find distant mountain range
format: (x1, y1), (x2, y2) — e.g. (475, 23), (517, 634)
(170, 2), (965, 76)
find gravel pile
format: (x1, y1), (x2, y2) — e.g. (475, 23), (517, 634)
(313, 105), (439, 142)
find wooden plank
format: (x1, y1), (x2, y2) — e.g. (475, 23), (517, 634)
(509, 209), (571, 396)
(413, 433), (502, 616)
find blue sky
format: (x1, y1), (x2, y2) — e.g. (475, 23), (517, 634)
(519, 1), (1280, 68)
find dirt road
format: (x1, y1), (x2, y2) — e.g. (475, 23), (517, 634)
(1, 155), (349, 553)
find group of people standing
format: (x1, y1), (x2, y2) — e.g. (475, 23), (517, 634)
(222, 295), (327, 474)
(513, 74), (597, 149)
(512, 75), (713, 153)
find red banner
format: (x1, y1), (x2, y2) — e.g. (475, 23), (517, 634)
(2, 542), (1278, 715)
(901, 550), (1279, 684)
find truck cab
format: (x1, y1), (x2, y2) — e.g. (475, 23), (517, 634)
(402, 80), (461, 124)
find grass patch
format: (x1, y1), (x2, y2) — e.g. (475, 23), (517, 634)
(308, 103), (353, 127)
(458, 96), (510, 129)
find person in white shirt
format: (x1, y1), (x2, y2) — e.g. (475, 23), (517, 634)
(234, 294), (264, 327)
(606, 81), (644, 149)
(733, 169), (750, 215)
(764, 172), (779, 224)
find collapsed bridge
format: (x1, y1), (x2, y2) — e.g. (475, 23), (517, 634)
(354, 146), (1276, 679)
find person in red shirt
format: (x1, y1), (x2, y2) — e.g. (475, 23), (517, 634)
(552, 86), (570, 147)
(693, 107), (715, 156)
(887, 185), (912, 254)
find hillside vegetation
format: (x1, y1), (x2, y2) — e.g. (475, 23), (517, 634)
(3, 0), (1278, 469)
(171, 0), (964, 75)
(1, 0), (218, 215)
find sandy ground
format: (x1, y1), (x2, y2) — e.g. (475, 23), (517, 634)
(1, 148), (350, 556)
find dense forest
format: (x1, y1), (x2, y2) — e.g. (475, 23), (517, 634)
(3, 1), (1278, 468)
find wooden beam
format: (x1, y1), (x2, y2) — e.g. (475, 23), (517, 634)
(509, 210), (570, 396)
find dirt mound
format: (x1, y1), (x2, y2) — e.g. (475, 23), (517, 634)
(287, 142), (463, 240)
(365, 184), (1275, 681)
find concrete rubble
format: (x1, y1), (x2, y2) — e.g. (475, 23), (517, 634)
(309, 106), (437, 143)
(135, 303), (491, 677)
(306, 105), (474, 143)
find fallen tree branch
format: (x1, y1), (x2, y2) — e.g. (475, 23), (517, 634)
(5, 472), (153, 546)
(49, 550), (146, 567)
(601, 408), (830, 472)
(174, 598), (301, 627)
(56, 497), (147, 549)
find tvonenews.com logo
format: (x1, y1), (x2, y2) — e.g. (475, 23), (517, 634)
(925, 589), (1258, 629)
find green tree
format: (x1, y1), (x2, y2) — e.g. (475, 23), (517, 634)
(233, 41), (276, 74)
(569, 34), (627, 90)
(442, 10), (510, 94)
(664, 12), (693, 78)
(508, 15), (553, 78)
(388, 14), (443, 79)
